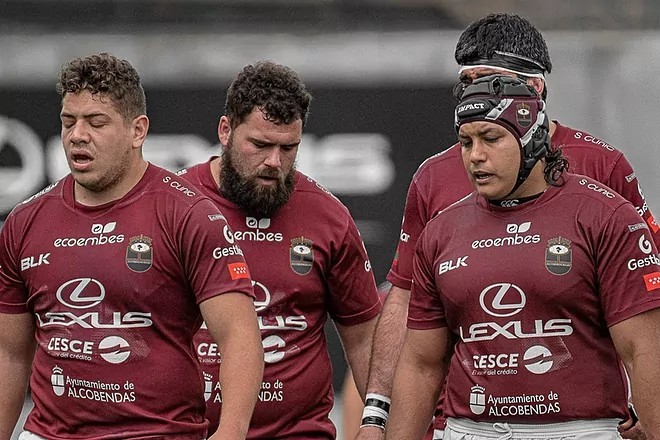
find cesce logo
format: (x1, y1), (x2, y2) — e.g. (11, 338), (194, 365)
(479, 283), (526, 318)
(56, 278), (105, 309)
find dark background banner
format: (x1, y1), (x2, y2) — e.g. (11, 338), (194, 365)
(0, 84), (458, 284)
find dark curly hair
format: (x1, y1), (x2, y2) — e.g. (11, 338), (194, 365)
(225, 61), (312, 129)
(544, 144), (569, 187)
(56, 52), (146, 121)
(456, 14), (552, 100)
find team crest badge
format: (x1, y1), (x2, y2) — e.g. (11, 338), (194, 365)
(545, 236), (572, 275)
(516, 103), (532, 127)
(126, 235), (153, 273)
(290, 237), (314, 276)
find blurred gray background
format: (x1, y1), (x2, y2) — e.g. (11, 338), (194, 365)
(2, 0), (659, 438)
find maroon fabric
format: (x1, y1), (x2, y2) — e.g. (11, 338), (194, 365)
(183, 160), (381, 439)
(0, 164), (253, 439)
(387, 121), (660, 429)
(409, 173), (660, 422)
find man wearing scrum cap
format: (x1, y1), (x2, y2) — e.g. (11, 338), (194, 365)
(384, 74), (660, 440)
(357, 13), (657, 440)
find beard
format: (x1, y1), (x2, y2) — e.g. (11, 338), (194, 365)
(219, 144), (296, 218)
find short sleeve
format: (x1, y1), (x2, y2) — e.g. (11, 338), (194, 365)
(177, 198), (255, 304)
(0, 214), (30, 313)
(606, 153), (660, 248)
(326, 216), (381, 326)
(387, 179), (429, 290)
(596, 202), (660, 326)
(407, 227), (446, 330)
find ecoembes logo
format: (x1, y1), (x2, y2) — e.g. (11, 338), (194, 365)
(54, 222), (125, 248)
(472, 222), (541, 249)
(231, 217), (283, 242)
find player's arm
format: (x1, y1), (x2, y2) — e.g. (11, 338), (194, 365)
(354, 285), (410, 440)
(356, 179), (427, 439)
(610, 308), (660, 440)
(385, 326), (449, 440)
(336, 316), (378, 400)
(0, 312), (36, 438)
(201, 293), (263, 440)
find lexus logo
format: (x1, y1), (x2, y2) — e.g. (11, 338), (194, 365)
(56, 278), (105, 309)
(479, 283), (526, 317)
(253, 280), (271, 312)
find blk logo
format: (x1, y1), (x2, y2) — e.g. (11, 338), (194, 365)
(438, 256), (468, 275)
(21, 253), (50, 271)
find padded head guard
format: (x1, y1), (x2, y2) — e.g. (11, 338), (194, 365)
(454, 74), (550, 196)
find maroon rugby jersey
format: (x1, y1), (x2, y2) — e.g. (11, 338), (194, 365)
(181, 159), (381, 439)
(408, 173), (660, 423)
(388, 121), (659, 292)
(0, 164), (253, 439)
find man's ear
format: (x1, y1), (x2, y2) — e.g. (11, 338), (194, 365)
(218, 116), (231, 146)
(527, 77), (545, 96)
(132, 115), (149, 149)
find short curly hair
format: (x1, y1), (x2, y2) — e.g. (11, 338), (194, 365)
(225, 61), (312, 129)
(56, 52), (146, 121)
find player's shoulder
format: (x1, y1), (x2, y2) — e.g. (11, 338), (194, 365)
(7, 178), (65, 221)
(175, 160), (207, 186)
(425, 192), (475, 230)
(413, 143), (462, 181)
(294, 171), (350, 214)
(150, 164), (210, 207)
(562, 173), (629, 209)
(554, 121), (624, 161)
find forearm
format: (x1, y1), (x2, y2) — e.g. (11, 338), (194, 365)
(201, 294), (264, 440)
(344, 319), (378, 399)
(628, 353), (660, 439)
(0, 357), (32, 437)
(365, 286), (410, 396)
(385, 350), (444, 439)
(213, 331), (264, 439)
(0, 313), (36, 438)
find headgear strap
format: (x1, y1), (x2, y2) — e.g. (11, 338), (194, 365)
(459, 51), (548, 79)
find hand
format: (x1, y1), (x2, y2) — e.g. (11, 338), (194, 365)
(619, 418), (646, 440)
(354, 425), (386, 440)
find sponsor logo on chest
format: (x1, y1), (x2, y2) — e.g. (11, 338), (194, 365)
(472, 222), (541, 250)
(53, 222), (124, 248)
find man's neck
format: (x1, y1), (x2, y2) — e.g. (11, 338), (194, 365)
(74, 160), (148, 207)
